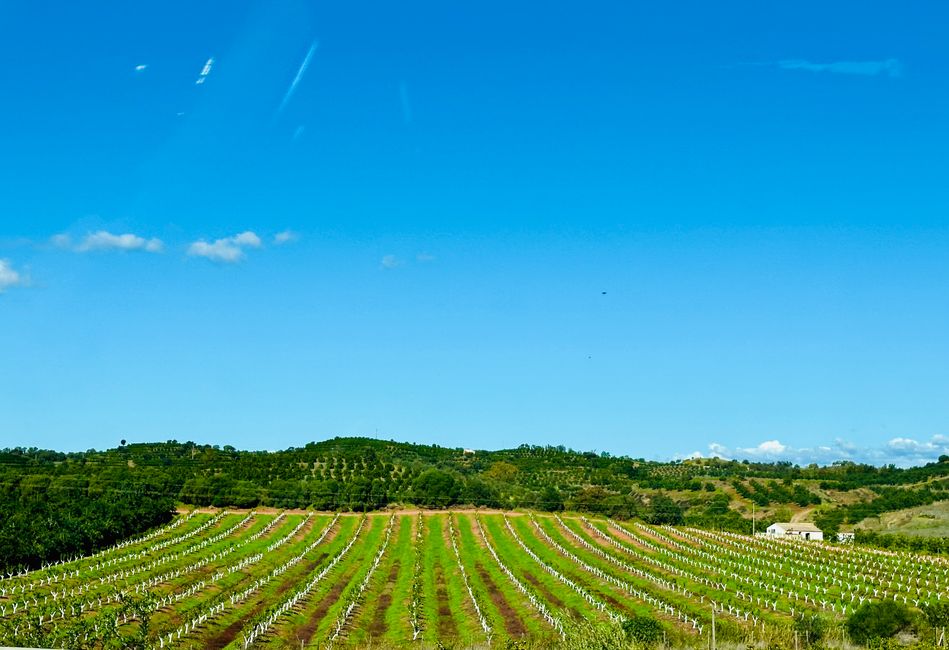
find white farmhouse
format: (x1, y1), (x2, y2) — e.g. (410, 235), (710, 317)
(765, 522), (823, 541)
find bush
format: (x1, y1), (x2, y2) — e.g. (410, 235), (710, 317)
(622, 614), (664, 646)
(560, 619), (629, 650)
(846, 601), (915, 645)
(794, 614), (827, 646)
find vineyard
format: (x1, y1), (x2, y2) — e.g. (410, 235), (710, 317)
(1, 509), (946, 649)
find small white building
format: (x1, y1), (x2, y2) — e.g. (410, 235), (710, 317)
(765, 522), (823, 541)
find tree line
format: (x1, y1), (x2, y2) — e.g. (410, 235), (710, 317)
(1, 438), (947, 572)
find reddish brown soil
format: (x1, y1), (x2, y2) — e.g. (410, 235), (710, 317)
(366, 559), (401, 638)
(521, 570), (567, 610)
(474, 563), (527, 636)
(433, 564), (458, 639)
(200, 519), (338, 649)
(600, 521), (657, 552)
(296, 569), (352, 644)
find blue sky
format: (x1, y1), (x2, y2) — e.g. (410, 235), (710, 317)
(2, 1), (948, 465)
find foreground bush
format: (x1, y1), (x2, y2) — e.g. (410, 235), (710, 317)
(847, 601), (915, 645)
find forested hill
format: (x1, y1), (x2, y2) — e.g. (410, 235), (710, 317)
(2, 437), (949, 572)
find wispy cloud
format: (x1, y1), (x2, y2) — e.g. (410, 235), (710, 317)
(380, 254), (402, 269)
(777, 58), (902, 77)
(134, 64), (147, 73)
(277, 41), (319, 115)
(681, 435), (949, 467)
(273, 230), (299, 245)
(50, 234), (72, 249)
(0, 259), (27, 292)
(195, 57), (214, 85)
(72, 231), (164, 253)
(416, 253), (435, 263)
(188, 231), (262, 263)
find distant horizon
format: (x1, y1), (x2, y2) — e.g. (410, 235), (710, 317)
(6, 433), (946, 470)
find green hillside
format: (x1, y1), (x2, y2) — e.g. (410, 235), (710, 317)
(2, 437), (949, 573)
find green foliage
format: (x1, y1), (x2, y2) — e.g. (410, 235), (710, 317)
(1, 436), (947, 571)
(922, 602), (949, 629)
(793, 614), (828, 647)
(817, 486), (946, 536)
(538, 485), (565, 511)
(856, 529), (949, 556)
(622, 614), (664, 646)
(846, 601), (916, 645)
(411, 469), (460, 508)
(773, 506), (793, 522)
(645, 494), (683, 525)
(560, 618), (631, 650)
(0, 468), (174, 574)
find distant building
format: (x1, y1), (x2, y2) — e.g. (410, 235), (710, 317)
(463, 449), (475, 455)
(765, 522), (824, 541)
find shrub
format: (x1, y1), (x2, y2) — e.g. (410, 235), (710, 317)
(846, 601), (915, 645)
(794, 614), (827, 646)
(622, 614), (664, 646)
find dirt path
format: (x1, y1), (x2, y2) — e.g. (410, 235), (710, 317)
(366, 559), (401, 638)
(296, 572), (351, 645)
(521, 569), (577, 618)
(792, 507), (815, 523)
(433, 562), (459, 640)
(474, 563), (527, 636)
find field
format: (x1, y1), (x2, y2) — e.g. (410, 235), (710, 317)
(1, 509), (946, 649)
(855, 501), (949, 538)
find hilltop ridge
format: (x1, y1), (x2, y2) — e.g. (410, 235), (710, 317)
(2, 436), (948, 572)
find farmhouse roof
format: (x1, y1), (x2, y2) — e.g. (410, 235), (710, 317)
(772, 522), (822, 532)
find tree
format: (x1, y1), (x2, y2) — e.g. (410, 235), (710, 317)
(568, 486), (611, 515)
(463, 478), (500, 508)
(484, 461), (518, 483)
(645, 494), (683, 525)
(846, 601), (915, 645)
(412, 469), (460, 508)
(538, 485), (564, 512)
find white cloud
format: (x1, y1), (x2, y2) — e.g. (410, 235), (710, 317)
(134, 64), (148, 72)
(74, 231), (164, 253)
(187, 231), (262, 263)
(738, 439), (787, 456)
(684, 435), (949, 467)
(274, 230), (299, 245)
(50, 234), (72, 249)
(416, 253), (436, 263)
(195, 57), (214, 85)
(707, 443), (731, 460)
(885, 435), (949, 461)
(380, 254), (401, 269)
(0, 259), (26, 292)
(777, 58), (902, 77)
(232, 231), (261, 248)
(276, 41), (319, 115)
